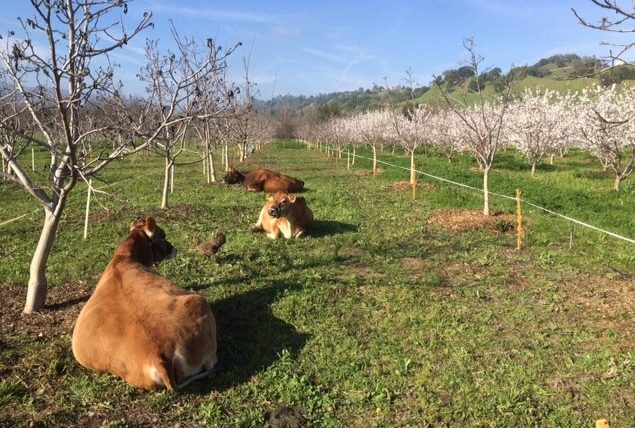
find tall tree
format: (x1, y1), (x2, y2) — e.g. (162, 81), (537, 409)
(0, 0), (152, 314)
(138, 28), (239, 209)
(436, 38), (518, 215)
(578, 84), (635, 191)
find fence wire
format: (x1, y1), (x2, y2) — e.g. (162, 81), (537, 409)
(318, 143), (635, 245)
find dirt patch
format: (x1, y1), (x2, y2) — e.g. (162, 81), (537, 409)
(162, 203), (206, 220)
(0, 282), (92, 339)
(559, 275), (635, 348)
(427, 209), (515, 233)
(353, 168), (384, 176)
(388, 181), (436, 193)
(401, 257), (429, 274)
(266, 405), (307, 428)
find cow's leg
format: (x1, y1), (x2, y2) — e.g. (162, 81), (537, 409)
(267, 226), (281, 239)
(251, 208), (266, 233)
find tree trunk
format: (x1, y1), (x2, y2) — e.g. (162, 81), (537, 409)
(239, 142), (246, 163)
(208, 149), (216, 183)
(531, 162), (536, 177)
(24, 209), (61, 313)
(614, 174), (622, 192)
(483, 167), (490, 216)
(549, 154), (554, 165)
(352, 146), (356, 166)
(372, 145), (377, 176)
(223, 143), (229, 171)
(410, 150), (416, 184)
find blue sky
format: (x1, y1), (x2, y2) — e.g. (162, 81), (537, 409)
(1, 0), (632, 97)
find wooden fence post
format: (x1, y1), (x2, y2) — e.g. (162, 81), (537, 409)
(83, 178), (92, 241)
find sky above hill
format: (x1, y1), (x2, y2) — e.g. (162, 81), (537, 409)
(2, 0), (634, 97)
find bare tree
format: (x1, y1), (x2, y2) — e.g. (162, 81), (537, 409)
(572, 1), (635, 66)
(192, 40), (237, 184)
(229, 56), (258, 164)
(138, 28), (239, 208)
(0, 0), (154, 314)
(435, 38), (518, 215)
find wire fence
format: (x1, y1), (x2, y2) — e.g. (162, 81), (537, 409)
(0, 168), (165, 229)
(312, 142), (635, 245)
(3, 142), (634, 246)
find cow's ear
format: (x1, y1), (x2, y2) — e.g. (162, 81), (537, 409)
(288, 194), (296, 203)
(130, 215), (144, 231)
(144, 216), (156, 237)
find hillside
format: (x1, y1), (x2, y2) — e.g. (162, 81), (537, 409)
(259, 53), (635, 116)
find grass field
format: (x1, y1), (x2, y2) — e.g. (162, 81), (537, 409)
(1, 141), (634, 427)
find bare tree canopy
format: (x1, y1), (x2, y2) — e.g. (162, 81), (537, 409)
(0, 0), (153, 314)
(572, 1), (635, 64)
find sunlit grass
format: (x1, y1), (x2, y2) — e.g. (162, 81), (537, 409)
(1, 141), (634, 426)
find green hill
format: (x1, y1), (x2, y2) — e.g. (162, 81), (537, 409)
(259, 53), (635, 116)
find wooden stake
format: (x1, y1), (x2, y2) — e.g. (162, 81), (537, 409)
(31, 147), (35, 171)
(412, 178), (417, 201)
(83, 178), (92, 241)
(516, 189), (523, 251)
(347, 150), (350, 170)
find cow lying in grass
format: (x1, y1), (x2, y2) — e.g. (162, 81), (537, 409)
(72, 217), (217, 391)
(252, 192), (313, 239)
(223, 167), (304, 193)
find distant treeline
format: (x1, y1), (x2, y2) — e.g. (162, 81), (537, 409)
(258, 53), (635, 116)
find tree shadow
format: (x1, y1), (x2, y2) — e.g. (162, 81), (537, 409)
(46, 294), (90, 311)
(186, 281), (310, 394)
(308, 220), (358, 238)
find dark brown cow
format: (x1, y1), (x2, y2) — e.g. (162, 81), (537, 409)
(223, 167), (304, 193)
(252, 192), (313, 239)
(72, 217), (217, 390)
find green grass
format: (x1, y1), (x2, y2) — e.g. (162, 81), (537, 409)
(1, 141), (634, 427)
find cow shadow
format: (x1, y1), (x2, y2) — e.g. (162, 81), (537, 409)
(186, 282), (309, 394)
(308, 220), (358, 238)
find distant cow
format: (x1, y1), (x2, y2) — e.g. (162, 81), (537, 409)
(72, 217), (218, 391)
(223, 167), (304, 193)
(252, 192), (313, 239)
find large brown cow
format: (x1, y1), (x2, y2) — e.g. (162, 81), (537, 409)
(252, 192), (313, 239)
(223, 167), (304, 193)
(72, 217), (217, 391)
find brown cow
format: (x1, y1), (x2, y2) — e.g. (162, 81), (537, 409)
(223, 167), (304, 193)
(72, 217), (217, 391)
(252, 192), (313, 239)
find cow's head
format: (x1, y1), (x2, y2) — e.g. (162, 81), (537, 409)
(267, 192), (296, 218)
(130, 216), (177, 264)
(223, 168), (245, 185)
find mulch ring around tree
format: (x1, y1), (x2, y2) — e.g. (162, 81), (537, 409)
(0, 282), (93, 338)
(427, 209), (515, 233)
(388, 181), (436, 193)
(353, 167), (384, 176)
